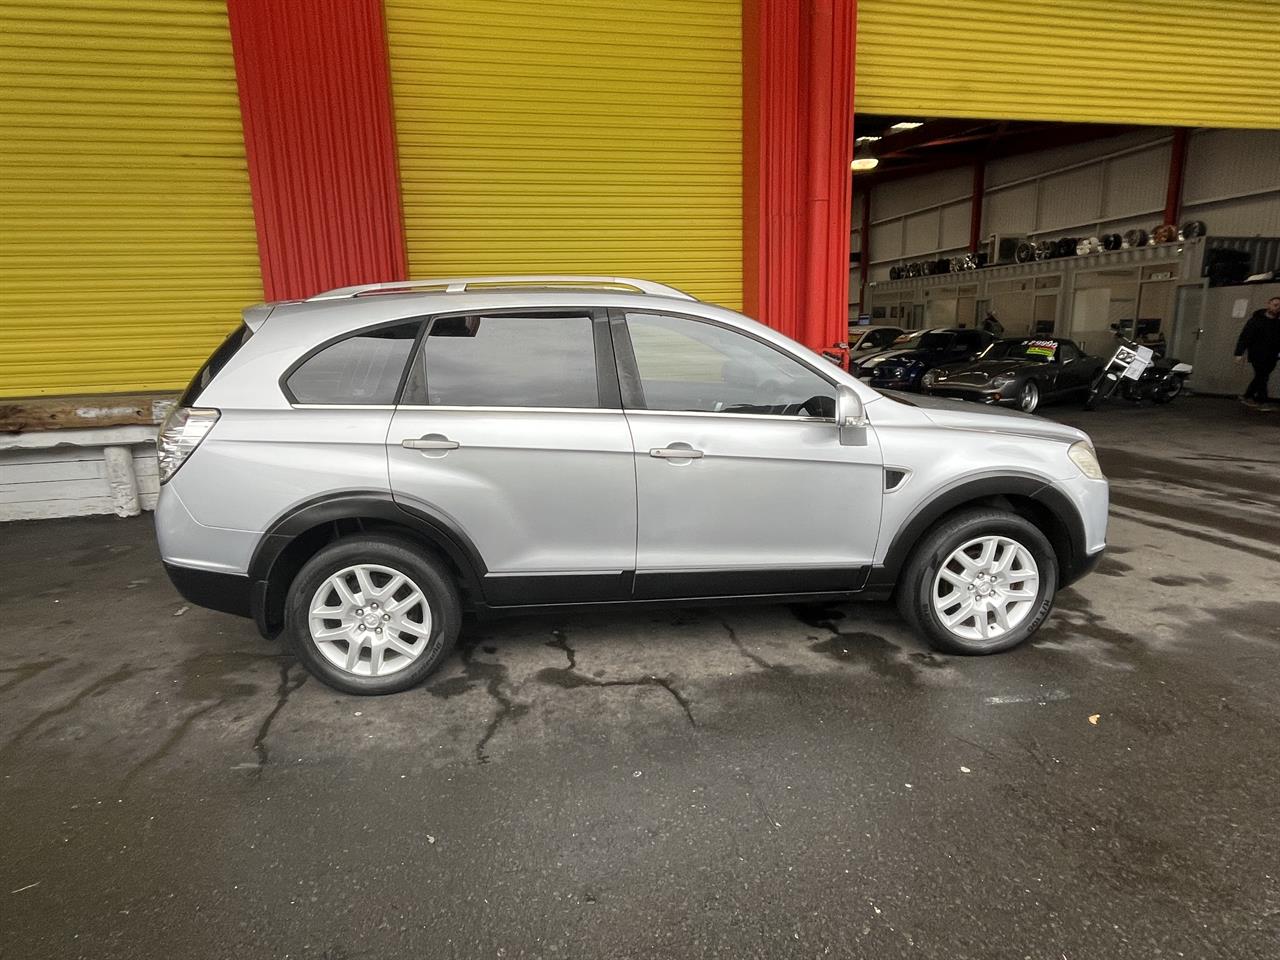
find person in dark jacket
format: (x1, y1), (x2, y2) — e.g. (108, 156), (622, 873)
(1235, 296), (1280, 408)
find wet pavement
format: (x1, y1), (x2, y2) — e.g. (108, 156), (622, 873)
(2, 397), (1278, 959)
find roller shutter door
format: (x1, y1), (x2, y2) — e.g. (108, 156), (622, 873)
(856, 0), (1280, 129)
(385, 0), (742, 308)
(0, 0), (261, 397)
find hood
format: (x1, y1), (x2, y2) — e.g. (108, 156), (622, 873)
(885, 391), (1089, 445)
(931, 359), (1042, 385)
(862, 348), (926, 369)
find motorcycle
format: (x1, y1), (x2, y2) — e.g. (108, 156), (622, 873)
(1084, 334), (1193, 410)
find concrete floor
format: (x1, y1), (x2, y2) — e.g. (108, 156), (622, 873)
(2, 397), (1277, 960)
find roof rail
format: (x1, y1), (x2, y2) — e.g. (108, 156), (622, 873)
(306, 275), (697, 302)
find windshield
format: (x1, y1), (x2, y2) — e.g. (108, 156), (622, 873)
(917, 332), (954, 351)
(980, 339), (1059, 361)
(889, 330), (926, 347)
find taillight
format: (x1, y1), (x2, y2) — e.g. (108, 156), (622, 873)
(156, 406), (220, 483)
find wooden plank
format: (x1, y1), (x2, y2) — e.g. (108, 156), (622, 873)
(0, 393), (178, 433)
(0, 426), (159, 450)
(0, 477), (108, 504)
(1, 497), (119, 521)
(0, 447), (108, 467)
(2, 459), (108, 485)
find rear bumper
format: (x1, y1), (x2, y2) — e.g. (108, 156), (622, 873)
(162, 561), (253, 620)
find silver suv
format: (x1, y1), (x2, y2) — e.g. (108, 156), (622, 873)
(156, 276), (1108, 695)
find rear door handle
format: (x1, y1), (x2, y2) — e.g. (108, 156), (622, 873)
(402, 435), (460, 451)
(650, 446), (703, 459)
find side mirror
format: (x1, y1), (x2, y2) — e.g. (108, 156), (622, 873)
(836, 385), (868, 446)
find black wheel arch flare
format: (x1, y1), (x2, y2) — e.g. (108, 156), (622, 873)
(868, 474), (1090, 593)
(247, 491), (487, 638)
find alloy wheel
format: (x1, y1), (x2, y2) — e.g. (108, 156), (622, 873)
(308, 564), (433, 677)
(932, 536), (1041, 642)
(1019, 381), (1039, 413)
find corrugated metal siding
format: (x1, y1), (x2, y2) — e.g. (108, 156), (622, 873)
(226, 0), (406, 301)
(0, 0), (261, 397)
(384, 0), (742, 308)
(855, 0), (1280, 128)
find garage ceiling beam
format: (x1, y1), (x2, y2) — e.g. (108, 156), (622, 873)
(855, 121), (1142, 186)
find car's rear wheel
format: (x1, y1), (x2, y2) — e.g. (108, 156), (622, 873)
(285, 535), (460, 695)
(897, 508), (1058, 655)
(1018, 380), (1040, 413)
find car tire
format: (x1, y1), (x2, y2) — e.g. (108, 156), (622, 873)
(1018, 381), (1040, 413)
(284, 534), (461, 695)
(896, 508), (1058, 655)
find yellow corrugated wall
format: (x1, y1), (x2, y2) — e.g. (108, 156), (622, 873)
(384, 0), (743, 309)
(0, 0), (261, 398)
(856, 0), (1280, 128)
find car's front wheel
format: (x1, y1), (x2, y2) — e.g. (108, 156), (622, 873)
(285, 535), (461, 694)
(897, 508), (1058, 655)
(1018, 380), (1040, 413)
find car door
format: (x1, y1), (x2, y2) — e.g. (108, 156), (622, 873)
(1054, 340), (1093, 395)
(387, 309), (636, 605)
(612, 309), (884, 599)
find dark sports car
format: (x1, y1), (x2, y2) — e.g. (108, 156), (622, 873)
(854, 327), (994, 391)
(921, 337), (1103, 414)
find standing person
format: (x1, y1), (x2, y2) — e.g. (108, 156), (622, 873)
(1234, 296), (1280, 409)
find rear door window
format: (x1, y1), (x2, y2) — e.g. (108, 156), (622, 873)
(285, 321), (421, 404)
(403, 312), (600, 407)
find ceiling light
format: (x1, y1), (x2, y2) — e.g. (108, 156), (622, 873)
(855, 135), (881, 143)
(889, 121), (923, 131)
(851, 157), (880, 171)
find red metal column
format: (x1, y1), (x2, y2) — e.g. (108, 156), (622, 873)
(227, 0), (407, 302)
(1163, 127), (1189, 226)
(743, 0), (856, 351)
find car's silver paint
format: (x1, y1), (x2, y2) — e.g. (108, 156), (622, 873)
(158, 282), (1108, 587)
(624, 410), (883, 570)
(165, 406), (397, 574)
(387, 406), (636, 574)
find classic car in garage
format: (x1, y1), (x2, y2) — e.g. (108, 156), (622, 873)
(920, 337), (1103, 413)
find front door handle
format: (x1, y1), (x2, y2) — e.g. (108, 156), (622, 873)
(650, 446), (703, 459)
(402, 435), (460, 451)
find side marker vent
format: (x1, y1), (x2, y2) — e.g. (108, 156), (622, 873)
(884, 468), (909, 491)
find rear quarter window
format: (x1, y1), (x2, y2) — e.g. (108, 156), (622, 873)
(285, 322), (421, 404)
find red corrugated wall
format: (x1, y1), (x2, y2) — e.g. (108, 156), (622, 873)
(226, 0), (406, 301)
(743, 0), (855, 354)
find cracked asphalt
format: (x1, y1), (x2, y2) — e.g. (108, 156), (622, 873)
(2, 398), (1278, 959)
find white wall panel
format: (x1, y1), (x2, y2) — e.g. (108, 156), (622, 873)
(1038, 165), (1103, 231)
(1184, 129), (1280, 205)
(985, 182), (1038, 236)
(986, 131), (1169, 187)
(1184, 194), (1280, 237)
(903, 211), (939, 257)
(939, 201), (971, 251)
(870, 220), (903, 261)
(875, 167), (970, 220)
(1103, 143), (1171, 219)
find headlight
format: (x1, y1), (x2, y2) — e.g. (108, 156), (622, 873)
(990, 375), (1014, 388)
(1068, 441), (1104, 480)
(921, 370), (939, 386)
(156, 406), (220, 483)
